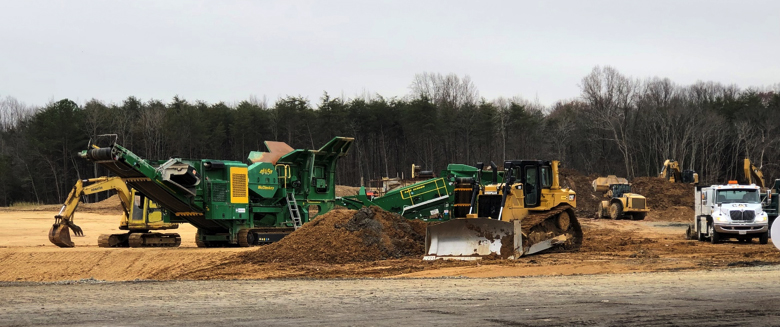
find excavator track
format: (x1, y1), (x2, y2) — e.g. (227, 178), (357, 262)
(521, 204), (582, 253)
(127, 233), (181, 248)
(97, 234), (126, 248)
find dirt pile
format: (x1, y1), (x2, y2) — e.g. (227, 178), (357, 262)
(79, 195), (124, 213)
(631, 177), (694, 210)
(239, 207), (427, 265)
(559, 168), (600, 218)
(335, 185), (361, 197)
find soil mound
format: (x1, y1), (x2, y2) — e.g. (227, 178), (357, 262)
(80, 194), (124, 213)
(631, 177), (694, 210)
(239, 207), (427, 264)
(559, 168), (601, 218)
(335, 185), (361, 197)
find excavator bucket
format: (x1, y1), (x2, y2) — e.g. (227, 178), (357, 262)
(49, 224), (75, 248)
(48, 217), (84, 248)
(424, 207), (583, 260)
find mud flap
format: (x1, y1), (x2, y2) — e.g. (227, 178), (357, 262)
(423, 218), (523, 260)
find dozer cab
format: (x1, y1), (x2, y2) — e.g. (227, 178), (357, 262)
(593, 175), (649, 220)
(424, 160), (583, 260)
(48, 177), (180, 248)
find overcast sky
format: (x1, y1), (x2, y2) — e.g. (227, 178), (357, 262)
(1, 0), (778, 107)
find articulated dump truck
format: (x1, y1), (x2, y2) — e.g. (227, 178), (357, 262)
(424, 160), (583, 260)
(79, 137), (353, 247)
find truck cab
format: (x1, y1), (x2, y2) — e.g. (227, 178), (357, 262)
(691, 182), (770, 244)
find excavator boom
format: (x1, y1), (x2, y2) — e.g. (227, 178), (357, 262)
(48, 177), (131, 247)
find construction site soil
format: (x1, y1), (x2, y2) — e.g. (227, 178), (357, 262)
(0, 180), (778, 283)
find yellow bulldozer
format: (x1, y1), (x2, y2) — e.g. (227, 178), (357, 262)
(424, 160), (583, 260)
(659, 159), (698, 184)
(592, 175), (649, 220)
(49, 177), (181, 248)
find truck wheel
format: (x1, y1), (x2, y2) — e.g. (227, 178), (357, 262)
(709, 224), (720, 244)
(609, 202), (623, 220)
(631, 212), (647, 221)
(759, 232), (769, 245)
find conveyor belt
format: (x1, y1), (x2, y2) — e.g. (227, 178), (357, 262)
(92, 157), (226, 232)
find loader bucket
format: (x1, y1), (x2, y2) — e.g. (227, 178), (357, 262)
(423, 218), (522, 260)
(48, 224), (75, 248)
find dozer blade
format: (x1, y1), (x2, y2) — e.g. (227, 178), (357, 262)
(48, 224), (75, 248)
(424, 206), (583, 260)
(423, 218), (522, 260)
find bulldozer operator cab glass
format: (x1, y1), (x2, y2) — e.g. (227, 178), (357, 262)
(540, 166), (552, 188)
(524, 165), (539, 206)
(716, 189), (760, 204)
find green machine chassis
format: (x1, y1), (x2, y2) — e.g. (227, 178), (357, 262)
(81, 137), (353, 247)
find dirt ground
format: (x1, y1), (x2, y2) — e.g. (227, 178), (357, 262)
(3, 266), (779, 326)
(1, 204), (778, 282)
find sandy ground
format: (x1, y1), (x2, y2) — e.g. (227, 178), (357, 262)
(0, 207), (779, 282)
(2, 266), (779, 326)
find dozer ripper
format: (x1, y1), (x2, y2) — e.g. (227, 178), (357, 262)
(48, 177), (180, 248)
(80, 137), (353, 247)
(424, 160), (583, 260)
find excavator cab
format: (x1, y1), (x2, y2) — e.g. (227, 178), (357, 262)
(424, 160), (582, 260)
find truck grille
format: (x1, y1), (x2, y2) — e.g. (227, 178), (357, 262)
(632, 198), (645, 209)
(729, 210), (755, 221)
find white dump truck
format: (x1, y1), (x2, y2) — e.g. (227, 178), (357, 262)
(687, 182), (770, 244)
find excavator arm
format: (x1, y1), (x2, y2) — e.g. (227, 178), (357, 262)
(743, 158), (766, 189)
(48, 177), (131, 248)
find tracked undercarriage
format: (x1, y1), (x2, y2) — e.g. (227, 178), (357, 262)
(98, 232), (182, 248)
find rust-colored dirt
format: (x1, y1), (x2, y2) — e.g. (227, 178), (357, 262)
(239, 207), (427, 265)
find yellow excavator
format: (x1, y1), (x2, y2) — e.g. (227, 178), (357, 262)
(424, 160), (583, 260)
(659, 159), (699, 184)
(48, 177), (181, 248)
(743, 158), (766, 189)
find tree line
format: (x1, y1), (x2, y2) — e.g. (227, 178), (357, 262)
(0, 66), (778, 206)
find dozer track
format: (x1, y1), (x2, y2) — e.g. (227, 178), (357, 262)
(98, 233), (181, 248)
(520, 204), (582, 254)
(424, 204), (582, 260)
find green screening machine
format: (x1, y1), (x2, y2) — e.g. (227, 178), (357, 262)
(80, 137), (353, 247)
(338, 162), (504, 221)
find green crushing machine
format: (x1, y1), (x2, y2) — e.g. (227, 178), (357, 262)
(80, 137), (353, 247)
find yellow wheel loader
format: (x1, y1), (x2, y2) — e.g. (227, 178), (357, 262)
(48, 177), (180, 248)
(592, 175), (649, 220)
(424, 160), (583, 260)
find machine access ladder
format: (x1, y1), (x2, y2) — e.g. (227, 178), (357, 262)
(286, 193), (303, 230)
